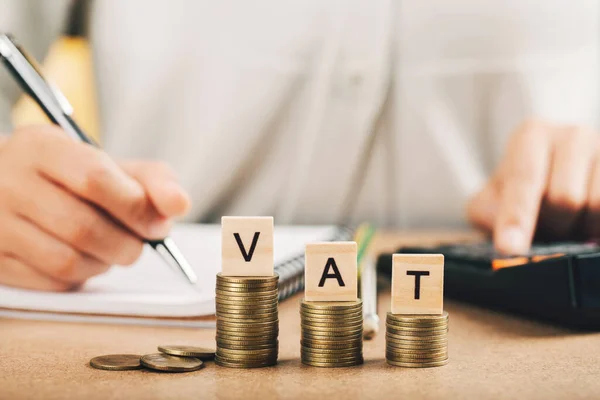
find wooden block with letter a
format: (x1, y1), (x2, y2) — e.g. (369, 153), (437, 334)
(391, 254), (444, 314)
(305, 242), (357, 302)
(221, 216), (274, 276)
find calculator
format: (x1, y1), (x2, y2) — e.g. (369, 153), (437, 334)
(376, 241), (600, 329)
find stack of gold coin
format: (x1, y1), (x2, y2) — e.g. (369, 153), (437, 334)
(385, 311), (449, 368)
(215, 273), (279, 368)
(300, 299), (363, 367)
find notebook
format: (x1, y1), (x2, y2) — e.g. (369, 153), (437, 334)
(0, 224), (352, 327)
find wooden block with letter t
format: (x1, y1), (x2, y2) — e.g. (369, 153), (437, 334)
(305, 242), (357, 302)
(221, 216), (274, 276)
(391, 254), (444, 314)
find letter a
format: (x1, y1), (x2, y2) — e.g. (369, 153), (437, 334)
(318, 257), (346, 287)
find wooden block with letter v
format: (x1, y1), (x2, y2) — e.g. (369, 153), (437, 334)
(391, 254), (444, 314)
(304, 242), (358, 302)
(221, 216), (274, 276)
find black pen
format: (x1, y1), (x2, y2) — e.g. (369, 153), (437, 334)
(0, 33), (198, 284)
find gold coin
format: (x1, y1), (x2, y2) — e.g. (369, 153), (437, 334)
(215, 286), (279, 297)
(386, 320), (448, 329)
(386, 324), (448, 333)
(216, 314), (278, 324)
(301, 348), (362, 357)
(302, 327), (363, 336)
(216, 337), (277, 346)
(216, 315), (278, 324)
(216, 356), (279, 365)
(385, 331), (447, 339)
(216, 309), (278, 317)
(301, 340), (362, 349)
(300, 351), (363, 362)
(217, 329), (278, 337)
(216, 353), (278, 361)
(216, 304), (278, 312)
(216, 285), (278, 293)
(217, 319), (279, 328)
(216, 332), (278, 341)
(302, 332), (363, 341)
(301, 321), (363, 330)
(216, 307), (278, 316)
(301, 300), (362, 311)
(387, 311), (448, 322)
(216, 334), (278, 342)
(386, 351), (448, 361)
(217, 346), (277, 355)
(386, 342), (447, 351)
(301, 308), (363, 316)
(301, 315), (363, 324)
(386, 338), (448, 346)
(216, 323), (279, 333)
(386, 322), (447, 330)
(216, 293), (278, 301)
(89, 354), (142, 371)
(216, 291), (278, 298)
(386, 358), (449, 368)
(215, 300), (278, 308)
(140, 353), (204, 372)
(216, 273), (278, 284)
(217, 330), (278, 338)
(216, 279), (278, 286)
(215, 300), (278, 307)
(301, 359), (363, 368)
(215, 356), (277, 368)
(157, 345), (215, 360)
(215, 350), (279, 363)
(217, 342), (278, 350)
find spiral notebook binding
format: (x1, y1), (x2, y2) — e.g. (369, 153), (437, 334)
(275, 226), (355, 301)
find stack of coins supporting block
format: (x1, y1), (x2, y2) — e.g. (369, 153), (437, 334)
(300, 242), (363, 367)
(386, 254), (449, 368)
(215, 217), (279, 368)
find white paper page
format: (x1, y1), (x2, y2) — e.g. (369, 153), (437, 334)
(0, 224), (337, 318)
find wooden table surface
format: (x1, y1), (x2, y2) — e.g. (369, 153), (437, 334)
(2, 230), (600, 400)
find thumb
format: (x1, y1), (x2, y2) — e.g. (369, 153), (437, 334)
(119, 161), (191, 218)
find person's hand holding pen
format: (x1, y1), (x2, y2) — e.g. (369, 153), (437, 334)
(469, 120), (600, 254)
(0, 125), (190, 291)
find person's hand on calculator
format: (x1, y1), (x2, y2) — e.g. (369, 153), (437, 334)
(468, 120), (600, 255)
(0, 125), (190, 291)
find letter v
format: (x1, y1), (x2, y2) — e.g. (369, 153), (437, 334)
(233, 232), (261, 262)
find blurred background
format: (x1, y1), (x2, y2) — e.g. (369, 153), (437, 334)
(4, 0), (599, 228)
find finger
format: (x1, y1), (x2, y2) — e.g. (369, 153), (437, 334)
(9, 173), (144, 266)
(467, 175), (502, 232)
(493, 121), (553, 254)
(17, 127), (170, 239)
(120, 161), (191, 217)
(539, 128), (596, 239)
(0, 214), (110, 284)
(0, 255), (73, 292)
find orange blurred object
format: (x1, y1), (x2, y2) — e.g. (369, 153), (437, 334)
(11, 35), (100, 143)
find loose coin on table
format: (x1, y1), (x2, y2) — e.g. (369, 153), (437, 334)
(140, 353), (204, 372)
(158, 345), (215, 360)
(89, 354), (142, 371)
